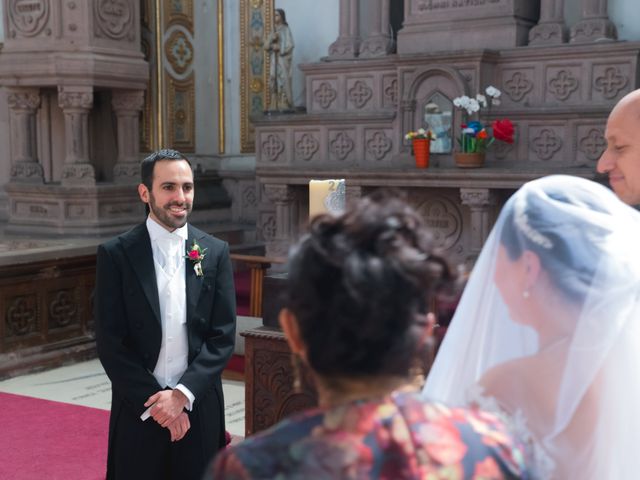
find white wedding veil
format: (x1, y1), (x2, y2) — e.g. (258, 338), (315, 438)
(423, 175), (640, 479)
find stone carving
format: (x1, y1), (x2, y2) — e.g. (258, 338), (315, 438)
(529, 23), (564, 45)
(330, 132), (355, 161)
(314, 82), (338, 110)
(383, 77), (398, 108)
(112, 90), (145, 111)
(460, 189), (494, 206)
(493, 138), (515, 160)
(104, 204), (135, 216)
(366, 131), (392, 161)
(594, 67), (628, 100)
(295, 133), (320, 161)
(94, 0), (134, 41)
(58, 90), (93, 110)
(49, 290), (78, 329)
(348, 80), (373, 109)
(415, 196), (462, 250)
(113, 163), (140, 179)
(259, 213), (276, 241)
(504, 71), (533, 102)
(7, 295), (38, 337)
(7, 91), (41, 111)
(11, 163), (44, 179)
(548, 70), (579, 101)
(62, 164), (96, 180)
(531, 128), (563, 160)
(165, 29), (194, 76)
(262, 134), (285, 162)
(328, 37), (359, 59)
(578, 128), (606, 162)
(570, 19), (617, 44)
(417, 0), (500, 11)
(8, 0), (49, 37)
(242, 185), (257, 208)
(263, 184), (296, 204)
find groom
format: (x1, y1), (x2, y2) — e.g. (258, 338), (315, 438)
(95, 149), (236, 479)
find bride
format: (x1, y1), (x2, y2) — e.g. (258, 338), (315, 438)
(423, 175), (640, 479)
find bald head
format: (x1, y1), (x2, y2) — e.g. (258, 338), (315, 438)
(598, 88), (640, 205)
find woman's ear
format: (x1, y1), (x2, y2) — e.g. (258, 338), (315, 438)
(279, 308), (307, 359)
(522, 250), (541, 289)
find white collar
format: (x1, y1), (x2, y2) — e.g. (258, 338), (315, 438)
(146, 216), (189, 243)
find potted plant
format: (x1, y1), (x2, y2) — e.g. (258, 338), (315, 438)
(453, 86), (514, 168)
(405, 128), (435, 168)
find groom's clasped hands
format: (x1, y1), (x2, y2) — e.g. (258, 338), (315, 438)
(145, 389), (191, 442)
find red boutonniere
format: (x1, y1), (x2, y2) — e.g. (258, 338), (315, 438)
(185, 240), (207, 277)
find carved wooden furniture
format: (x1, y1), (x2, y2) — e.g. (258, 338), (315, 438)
(242, 326), (317, 437)
(0, 247), (97, 379)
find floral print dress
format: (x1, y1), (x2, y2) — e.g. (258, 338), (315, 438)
(206, 390), (530, 479)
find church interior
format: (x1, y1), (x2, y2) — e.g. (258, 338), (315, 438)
(1, 0), (640, 478)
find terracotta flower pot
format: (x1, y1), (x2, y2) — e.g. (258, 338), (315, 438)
(454, 152), (485, 168)
(412, 138), (430, 168)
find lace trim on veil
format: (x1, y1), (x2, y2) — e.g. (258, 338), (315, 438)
(466, 385), (555, 479)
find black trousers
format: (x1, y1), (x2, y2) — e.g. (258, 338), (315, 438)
(107, 385), (226, 480)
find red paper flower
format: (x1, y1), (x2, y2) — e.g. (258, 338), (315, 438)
(492, 119), (515, 144)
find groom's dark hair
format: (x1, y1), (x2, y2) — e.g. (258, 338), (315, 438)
(140, 148), (192, 190)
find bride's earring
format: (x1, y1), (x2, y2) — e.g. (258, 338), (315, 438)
(523, 290), (530, 299)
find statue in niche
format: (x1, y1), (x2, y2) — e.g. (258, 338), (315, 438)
(264, 8), (295, 113)
(424, 94), (453, 154)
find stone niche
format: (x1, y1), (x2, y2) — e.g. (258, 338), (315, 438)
(398, 0), (540, 53)
(0, 0), (148, 236)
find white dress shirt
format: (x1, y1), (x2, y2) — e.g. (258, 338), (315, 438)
(141, 216), (195, 421)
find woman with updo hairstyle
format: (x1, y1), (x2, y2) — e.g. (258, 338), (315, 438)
(424, 175), (640, 479)
(206, 191), (529, 479)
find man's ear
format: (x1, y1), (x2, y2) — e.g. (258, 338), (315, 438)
(138, 183), (149, 204)
(279, 308), (307, 360)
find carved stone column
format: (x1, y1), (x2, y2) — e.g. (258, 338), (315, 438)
(7, 88), (43, 183)
(528, 0), (566, 45)
(360, 0), (393, 58)
(570, 0), (617, 43)
(328, 0), (360, 59)
(460, 188), (496, 258)
(263, 184), (299, 258)
(58, 86), (95, 185)
(112, 90), (145, 184)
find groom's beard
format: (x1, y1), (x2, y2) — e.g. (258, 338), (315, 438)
(149, 193), (192, 230)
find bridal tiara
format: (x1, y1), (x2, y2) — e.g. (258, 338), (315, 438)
(513, 196), (554, 249)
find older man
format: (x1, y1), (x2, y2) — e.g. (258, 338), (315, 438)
(598, 89), (640, 206)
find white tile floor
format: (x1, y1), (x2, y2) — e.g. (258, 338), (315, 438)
(0, 358), (246, 438)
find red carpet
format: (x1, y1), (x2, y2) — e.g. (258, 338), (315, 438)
(0, 391), (109, 480)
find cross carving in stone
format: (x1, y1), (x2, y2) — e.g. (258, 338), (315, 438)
(579, 129), (606, 160)
(349, 81), (372, 109)
(262, 134), (285, 162)
(366, 131), (392, 160)
(295, 134), (319, 161)
(549, 70), (579, 100)
(7, 297), (36, 336)
(505, 72), (533, 102)
(314, 82), (337, 109)
(331, 132), (355, 160)
(595, 67), (628, 99)
(532, 129), (562, 160)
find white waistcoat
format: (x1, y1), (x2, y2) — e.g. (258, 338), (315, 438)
(152, 257), (189, 388)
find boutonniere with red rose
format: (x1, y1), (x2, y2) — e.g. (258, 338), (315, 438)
(185, 240), (207, 277)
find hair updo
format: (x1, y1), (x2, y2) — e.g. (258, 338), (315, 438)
(285, 191), (442, 379)
(500, 179), (611, 303)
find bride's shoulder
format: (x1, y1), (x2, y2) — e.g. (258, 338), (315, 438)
(478, 357), (536, 406)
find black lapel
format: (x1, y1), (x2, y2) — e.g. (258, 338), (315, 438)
(185, 225), (205, 320)
(120, 224), (161, 324)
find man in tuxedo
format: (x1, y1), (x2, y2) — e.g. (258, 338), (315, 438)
(598, 88), (640, 206)
(95, 149), (236, 479)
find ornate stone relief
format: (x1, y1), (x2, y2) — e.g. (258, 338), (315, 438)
(11, 163), (44, 179)
(242, 185), (257, 208)
(6, 295), (38, 337)
(112, 90), (145, 112)
(383, 77), (398, 108)
(529, 23), (564, 45)
(314, 82), (338, 110)
(570, 19), (617, 44)
(261, 134), (285, 162)
(414, 196), (462, 251)
(58, 90), (93, 110)
(7, 91), (41, 111)
(263, 184), (296, 204)
(113, 163), (140, 179)
(8, 0), (50, 38)
(548, 70), (579, 101)
(48, 290), (78, 329)
(578, 128), (606, 162)
(259, 213), (276, 242)
(295, 133), (320, 162)
(330, 131), (355, 161)
(594, 66), (628, 100)
(531, 128), (563, 160)
(347, 80), (373, 109)
(493, 137), (515, 160)
(62, 164), (96, 181)
(94, 0), (135, 41)
(504, 71), (533, 103)
(365, 131), (392, 161)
